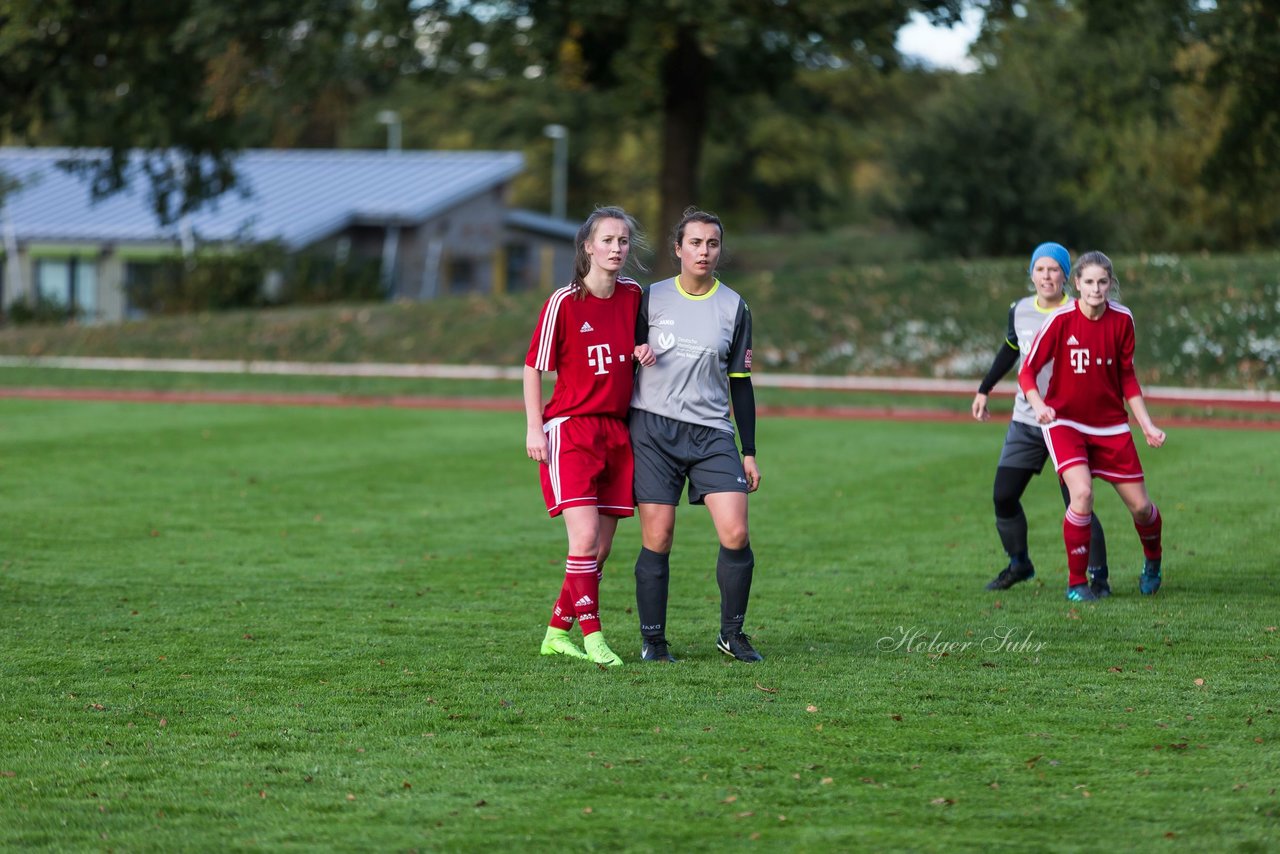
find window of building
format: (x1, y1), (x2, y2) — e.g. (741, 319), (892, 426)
(35, 257), (97, 317)
(447, 257), (477, 294)
(123, 261), (163, 318)
(505, 244), (531, 292)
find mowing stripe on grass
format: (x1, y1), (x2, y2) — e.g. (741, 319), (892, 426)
(1, 384), (1277, 430)
(3, 355), (1277, 409)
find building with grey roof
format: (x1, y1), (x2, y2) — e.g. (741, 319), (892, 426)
(0, 147), (577, 322)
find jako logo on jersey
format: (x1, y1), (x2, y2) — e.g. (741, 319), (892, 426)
(656, 332), (676, 351)
(1070, 348), (1091, 374)
(580, 321), (594, 333)
(586, 343), (615, 375)
(657, 319), (676, 326)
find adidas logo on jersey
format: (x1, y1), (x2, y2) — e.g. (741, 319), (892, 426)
(574, 594), (595, 609)
(1067, 335), (1080, 345)
(580, 321), (595, 333)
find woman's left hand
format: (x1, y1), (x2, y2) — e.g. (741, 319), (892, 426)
(743, 456), (761, 493)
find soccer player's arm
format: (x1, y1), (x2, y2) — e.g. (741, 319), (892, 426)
(1018, 320), (1055, 423)
(973, 302), (1020, 421)
(524, 299), (557, 463)
(727, 300), (759, 491)
(1120, 314), (1165, 447)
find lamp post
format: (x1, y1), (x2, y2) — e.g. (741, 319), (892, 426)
(377, 110), (402, 152)
(543, 123), (568, 220)
(376, 110), (403, 294)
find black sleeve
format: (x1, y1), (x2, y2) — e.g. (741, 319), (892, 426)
(730, 375), (756, 457)
(634, 288), (650, 347)
(977, 303), (1021, 394)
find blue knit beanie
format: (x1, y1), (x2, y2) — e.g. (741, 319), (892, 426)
(1029, 242), (1071, 279)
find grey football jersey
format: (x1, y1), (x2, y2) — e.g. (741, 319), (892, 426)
(1010, 293), (1072, 426)
(631, 276), (752, 434)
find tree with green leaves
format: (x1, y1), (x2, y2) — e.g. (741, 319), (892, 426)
(0, 0), (415, 223)
(416, 1), (965, 262)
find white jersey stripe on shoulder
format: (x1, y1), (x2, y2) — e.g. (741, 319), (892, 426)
(1023, 304), (1074, 365)
(536, 286), (574, 371)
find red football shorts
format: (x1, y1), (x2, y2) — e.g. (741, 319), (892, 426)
(539, 415), (634, 517)
(1042, 421), (1145, 482)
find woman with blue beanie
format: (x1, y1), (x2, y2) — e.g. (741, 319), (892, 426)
(971, 242), (1110, 594)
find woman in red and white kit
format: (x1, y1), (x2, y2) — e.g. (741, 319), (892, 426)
(524, 206), (656, 665)
(1019, 251), (1166, 601)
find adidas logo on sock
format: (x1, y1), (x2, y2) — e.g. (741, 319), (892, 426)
(574, 594), (595, 609)
(1070, 545), (1088, 555)
(580, 321), (594, 333)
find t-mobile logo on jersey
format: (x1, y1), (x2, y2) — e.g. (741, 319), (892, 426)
(587, 343), (616, 375)
(1070, 348), (1091, 374)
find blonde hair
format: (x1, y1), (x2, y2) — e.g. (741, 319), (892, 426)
(570, 206), (647, 299)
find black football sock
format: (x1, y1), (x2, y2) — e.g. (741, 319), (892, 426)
(634, 547), (670, 642)
(1087, 514), (1107, 572)
(717, 543), (755, 638)
(995, 511), (1030, 566)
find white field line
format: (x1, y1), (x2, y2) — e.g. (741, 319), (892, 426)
(0, 355), (1275, 405)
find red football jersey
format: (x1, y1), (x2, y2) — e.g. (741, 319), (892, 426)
(525, 279), (643, 420)
(1019, 300), (1143, 432)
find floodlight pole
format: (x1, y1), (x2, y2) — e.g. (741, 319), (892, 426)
(377, 110), (402, 152)
(543, 124), (568, 220)
(376, 110), (403, 294)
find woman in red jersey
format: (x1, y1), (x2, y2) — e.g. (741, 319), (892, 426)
(1019, 251), (1166, 602)
(524, 206), (655, 665)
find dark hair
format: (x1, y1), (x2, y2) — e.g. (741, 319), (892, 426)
(571, 206), (646, 299)
(1073, 250), (1121, 301)
(671, 206), (724, 262)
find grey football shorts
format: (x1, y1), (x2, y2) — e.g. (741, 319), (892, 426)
(629, 408), (748, 505)
(997, 420), (1052, 473)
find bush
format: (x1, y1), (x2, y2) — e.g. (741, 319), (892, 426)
(125, 242), (385, 316)
(126, 244), (282, 315)
(279, 249), (384, 305)
(5, 296), (79, 326)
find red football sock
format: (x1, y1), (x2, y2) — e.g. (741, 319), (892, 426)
(1063, 509), (1093, 587)
(1134, 504), (1163, 560)
(565, 555), (601, 636)
(548, 578), (576, 631)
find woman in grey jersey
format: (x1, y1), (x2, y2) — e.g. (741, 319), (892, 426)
(971, 242), (1109, 595)
(629, 208), (762, 663)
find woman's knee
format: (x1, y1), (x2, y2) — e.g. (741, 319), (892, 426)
(1126, 498), (1154, 521)
(992, 468), (1029, 516)
(719, 524), (750, 550)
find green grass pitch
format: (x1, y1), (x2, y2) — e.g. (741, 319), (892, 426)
(1, 399), (1277, 850)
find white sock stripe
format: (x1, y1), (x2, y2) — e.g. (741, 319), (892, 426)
(1065, 508), (1092, 526)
